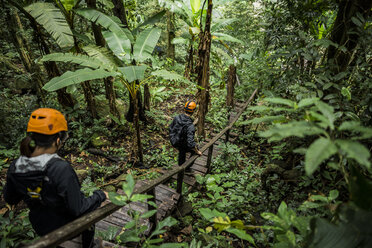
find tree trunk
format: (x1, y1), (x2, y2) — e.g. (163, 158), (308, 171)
(6, 7), (46, 104)
(87, 0), (120, 120)
(195, 0), (213, 137)
(226, 65), (236, 108)
(126, 89), (146, 122)
(166, 10), (175, 63)
(144, 84), (150, 111)
(133, 92), (144, 164)
(112, 0), (129, 28)
(184, 43), (194, 79)
(327, 0), (372, 74)
(8, 0), (75, 108)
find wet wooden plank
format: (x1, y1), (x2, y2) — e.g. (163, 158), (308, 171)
(190, 164), (208, 174)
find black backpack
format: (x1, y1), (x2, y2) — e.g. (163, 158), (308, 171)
(169, 118), (186, 148)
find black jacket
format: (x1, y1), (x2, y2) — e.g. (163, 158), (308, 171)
(169, 114), (196, 150)
(3, 154), (106, 236)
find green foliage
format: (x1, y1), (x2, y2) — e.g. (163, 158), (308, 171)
(0, 210), (36, 247)
(133, 28), (162, 62)
(25, 2), (73, 48)
(43, 68), (116, 91)
(81, 176), (100, 196)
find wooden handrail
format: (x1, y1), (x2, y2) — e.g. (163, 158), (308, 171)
(25, 89), (257, 248)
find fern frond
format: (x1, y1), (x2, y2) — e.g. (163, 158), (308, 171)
(40, 53), (111, 70)
(43, 68), (116, 91)
(25, 2), (73, 48)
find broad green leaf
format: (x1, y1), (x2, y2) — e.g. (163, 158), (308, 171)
(245, 115), (286, 125)
(133, 10), (166, 34)
(102, 30), (131, 61)
(43, 68), (115, 91)
(108, 192), (127, 206)
(213, 216), (231, 232)
(118, 65), (148, 83)
(351, 16), (363, 27)
(315, 101), (335, 130)
(124, 220), (135, 229)
(298, 98), (319, 108)
(226, 228), (255, 244)
(60, 0), (75, 11)
(335, 140), (370, 169)
(122, 174), (135, 197)
(75, 8), (133, 44)
(259, 121), (325, 142)
(212, 33), (243, 44)
(152, 217), (178, 236)
(83, 45), (120, 69)
(140, 210), (157, 219)
(130, 194), (153, 202)
(133, 28), (161, 62)
(40, 53), (110, 70)
(25, 3), (73, 48)
(151, 69), (192, 84)
(341, 87), (351, 101)
(199, 208), (226, 221)
(171, 37), (189, 45)
(97, 0), (114, 9)
(211, 18), (238, 33)
(264, 97), (296, 108)
(328, 190), (339, 201)
(305, 138), (337, 176)
(190, 0), (201, 14)
(339, 121), (372, 139)
(285, 230), (296, 246)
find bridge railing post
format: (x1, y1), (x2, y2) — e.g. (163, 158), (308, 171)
(206, 144), (214, 173)
(148, 188), (157, 231)
(176, 170), (184, 196)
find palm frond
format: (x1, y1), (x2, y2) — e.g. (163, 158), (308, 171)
(43, 68), (116, 91)
(25, 2), (73, 48)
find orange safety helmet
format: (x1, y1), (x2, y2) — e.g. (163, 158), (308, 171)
(27, 108), (68, 135)
(184, 101), (196, 113)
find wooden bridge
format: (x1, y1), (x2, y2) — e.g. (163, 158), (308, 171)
(25, 89), (258, 248)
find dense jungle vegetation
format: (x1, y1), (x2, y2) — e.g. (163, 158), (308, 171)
(1, 0), (372, 247)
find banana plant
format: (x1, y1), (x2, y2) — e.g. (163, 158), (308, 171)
(159, 0), (242, 76)
(40, 8), (188, 163)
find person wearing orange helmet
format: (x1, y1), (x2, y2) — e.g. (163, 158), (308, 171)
(3, 108), (107, 248)
(169, 101), (202, 167)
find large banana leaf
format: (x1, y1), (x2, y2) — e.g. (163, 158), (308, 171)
(59, 0), (75, 12)
(133, 10), (166, 34)
(25, 2), (73, 48)
(151, 69), (192, 84)
(83, 45), (121, 69)
(212, 33), (243, 44)
(102, 30), (131, 62)
(133, 28), (161, 62)
(118, 65), (148, 83)
(211, 18), (238, 33)
(43, 68), (116, 91)
(190, 0), (201, 14)
(39, 53), (111, 70)
(75, 8), (133, 46)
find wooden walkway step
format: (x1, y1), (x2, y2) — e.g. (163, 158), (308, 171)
(61, 98), (247, 248)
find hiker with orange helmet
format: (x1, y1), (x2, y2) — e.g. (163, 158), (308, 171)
(3, 108), (107, 248)
(169, 101), (202, 167)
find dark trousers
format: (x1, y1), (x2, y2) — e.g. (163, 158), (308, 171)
(178, 148), (195, 171)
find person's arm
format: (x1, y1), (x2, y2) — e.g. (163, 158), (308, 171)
(186, 125), (201, 155)
(53, 161), (106, 217)
(3, 164), (23, 205)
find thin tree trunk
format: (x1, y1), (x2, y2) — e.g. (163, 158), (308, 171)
(87, 0), (120, 120)
(6, 7), (45, 104)
(133, 92), (143, 164)
(226, 65), (236, 108)
(144, 84), (150, 111)
(112, 0), (129, 28)
(8, 0), (75, 108)
(167, 10), (175, 63)
(184, 43), (194, 79)
(195, 0), (213, 137)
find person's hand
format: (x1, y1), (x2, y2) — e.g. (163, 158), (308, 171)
(101, 191), (110, 207)
(196, 150), (202, 156)
(104, 191), (109, 199)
